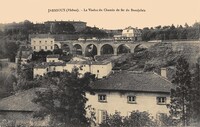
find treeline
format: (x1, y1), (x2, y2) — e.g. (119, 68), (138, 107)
(142, 22), (200, 41)
(2, 20), (108, 41)
(0, 39), (19, 61)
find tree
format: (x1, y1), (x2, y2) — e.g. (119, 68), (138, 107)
(123, 111), (156, 127)
(99, 112), (123, 127)
(157, 113), (179, 126)
(53, 22), (75, 34)
(80, 27), (108, 40)
(16, 47), (22, 75)
(32, 71), (95, 126)
(168, 57), (192, 126)
(190, 59), (200, 124)
(100, 111), (156, 127)
(4, 41), (19, 62)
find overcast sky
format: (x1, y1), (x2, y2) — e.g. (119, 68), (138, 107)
(0, 0), (200, 29)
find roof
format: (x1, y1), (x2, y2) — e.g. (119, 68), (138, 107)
(123, 26), (141, 33)
(91, 71), (172, 93)
(48, 62), (66, 66)
(67, 60), (111, 65)
(29, 34), (79, 41)
(34, 63), (49, 68)
(72, 55), (90, 61)
(46, 54), (60, 58)
(34, 62), (66, 68)
(0, 89), (40, 111)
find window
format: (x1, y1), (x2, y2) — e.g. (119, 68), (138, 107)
(53, 67), (56, 71)
(97, 70), (99, 73)
(98, 110), (107, 124)
(39, 41), (41, 43)
(51, 46), (53, 49)
(52, 60), (55, 62)
(127, 96), (136, 104)
(33, 46), (36, 49)
(98, 94), (107, 102)
(45, 46), (47, 49)
(157, 97), (167, 105)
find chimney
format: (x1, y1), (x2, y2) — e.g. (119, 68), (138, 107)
(161, 68), (167, 78)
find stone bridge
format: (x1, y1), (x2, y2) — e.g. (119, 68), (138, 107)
(55, 40), (158, 56)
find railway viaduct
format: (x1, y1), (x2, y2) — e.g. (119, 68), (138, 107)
(55, 40), (158, 56)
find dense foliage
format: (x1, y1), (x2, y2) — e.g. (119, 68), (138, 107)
(32, 71), (95, 126)
(168, 57), (192, 126)
(142, 23), (200, 41)
(99, 111), (177, 127)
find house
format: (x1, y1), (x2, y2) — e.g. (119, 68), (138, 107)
(46, 54), (62, 62)
(33, 63), (48, 78)
(0, 88), (50, 126)
(86, 71), (172, 124)
(114, 26), (142, 41)
(33, 62), (66, 78)
(31, 37), (55, 52)
(65, 60), (112, 79)
(34, 57), (113, 79)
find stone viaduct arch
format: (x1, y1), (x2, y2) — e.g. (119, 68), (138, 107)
(85, 44), (98, 57)
(73, 44), (83, 55)
(100, 44), (114, 55)
(58, 41), (157, 56)
(117, 44), (131, 54)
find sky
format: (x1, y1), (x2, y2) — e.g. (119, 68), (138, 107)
(0, 0), (200, 29)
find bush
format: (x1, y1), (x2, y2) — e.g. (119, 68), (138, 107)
(100, 111), (157, 127)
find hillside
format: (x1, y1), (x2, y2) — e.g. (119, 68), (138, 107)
(113, 41), (200, 73)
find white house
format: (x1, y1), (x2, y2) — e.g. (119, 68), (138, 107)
(33, 59), (112, 79)
(31, 38), (55, 52)
(33, 64), (48, 78)
(114, 26), (142, 41)
(46, 54), (62, 62)
(65, 60), (112, 79)
(33, 62), (66, 78)
(122, 26), (142, 41)
(86, 71), (172, 124)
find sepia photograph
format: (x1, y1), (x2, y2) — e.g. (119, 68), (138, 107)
(0, 0), (200, 126)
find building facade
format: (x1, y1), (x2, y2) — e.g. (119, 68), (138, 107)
(65, 60), (112, 79)
(33, 59), (112, 79)
(46, 55), (62, 63)
(86, 71), (172, 124)
(31, 38), (55, 52)
(114, 26), (142, 41)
